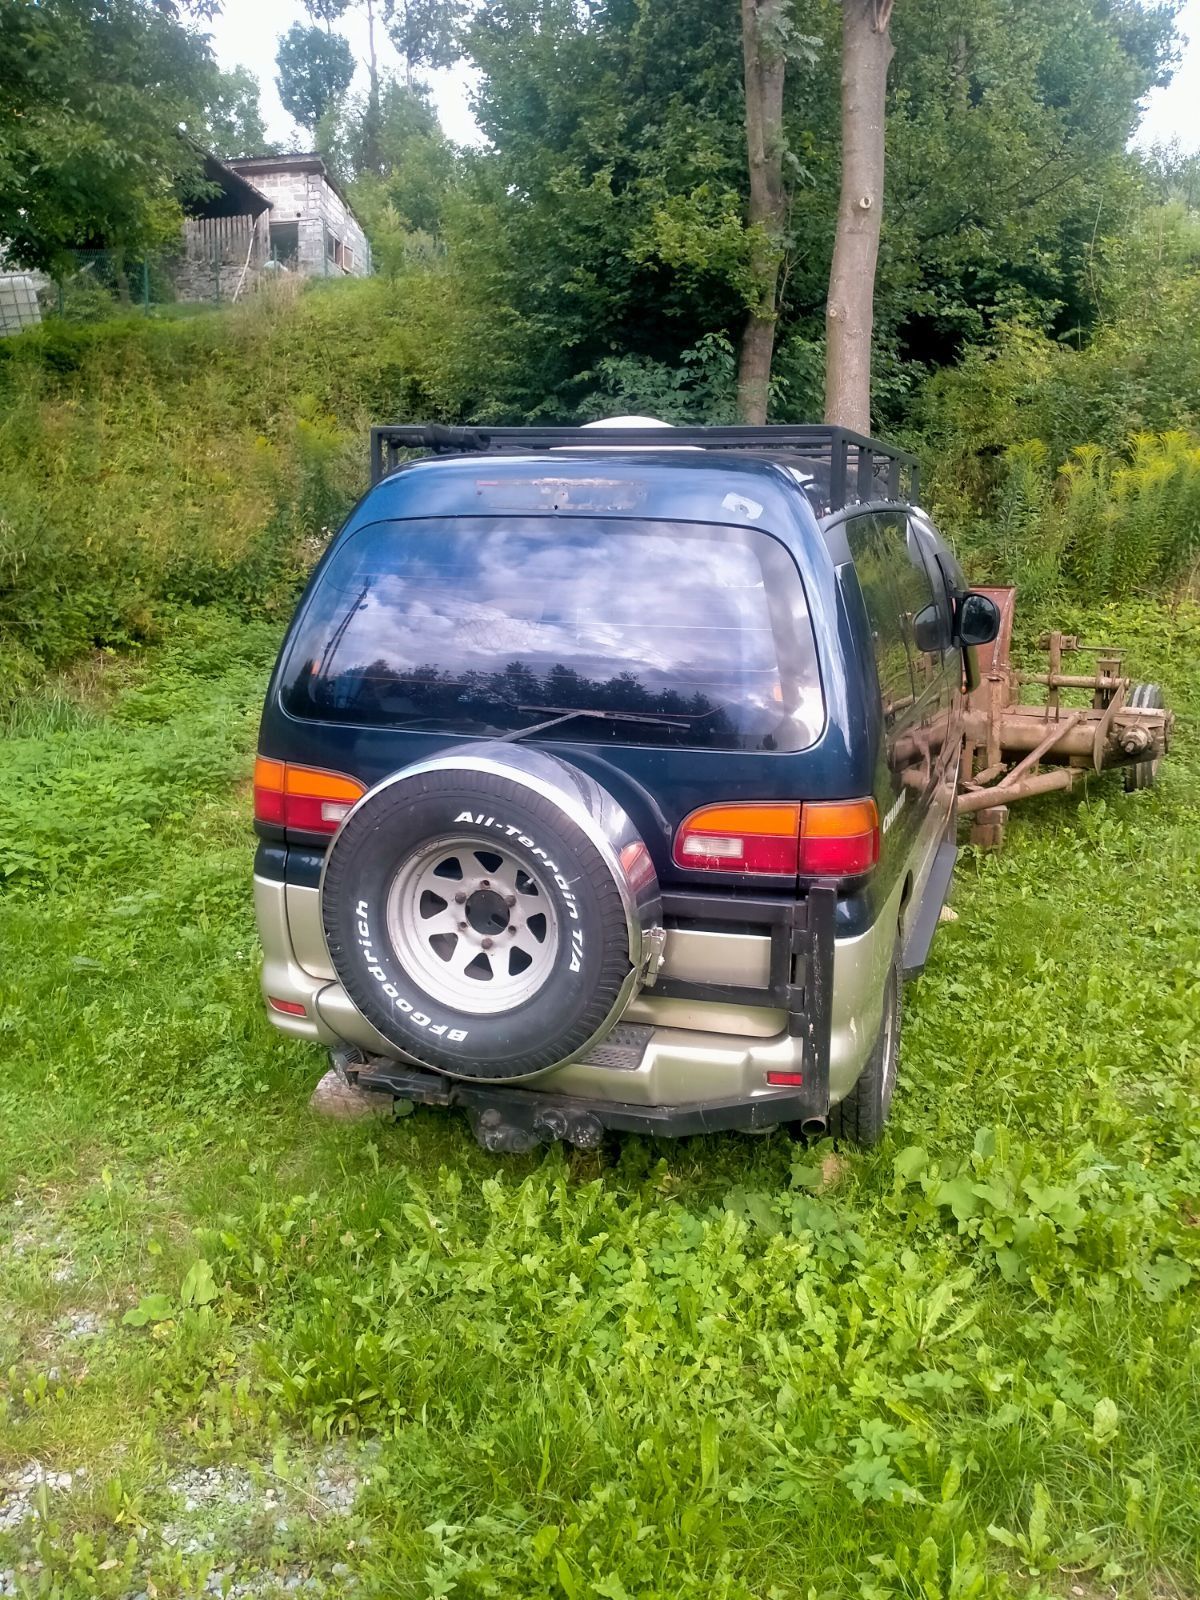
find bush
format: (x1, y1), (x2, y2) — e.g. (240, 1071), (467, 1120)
(0, 273), (485, 695)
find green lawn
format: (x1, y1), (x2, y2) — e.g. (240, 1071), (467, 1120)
(1, 601), (1198, 1600)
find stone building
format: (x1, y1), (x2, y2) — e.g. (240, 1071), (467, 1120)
(224, 154), (371, 279)
(0, 149), (371, 329)
(175, 151), (371, 303)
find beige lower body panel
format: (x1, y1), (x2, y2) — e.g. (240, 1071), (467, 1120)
(256, 807), (948, 1110)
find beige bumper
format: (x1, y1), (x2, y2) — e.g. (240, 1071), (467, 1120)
(254, 869), (902, 1108)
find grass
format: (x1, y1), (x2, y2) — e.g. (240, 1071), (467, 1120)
(0, 599), (1198, 1599)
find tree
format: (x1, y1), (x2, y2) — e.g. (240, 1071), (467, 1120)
(303, 0), (351, 34)
(385, 0), (468, 89)
(275, 23), (356, 135)
(200, 66), (277, 159)
(737, 0), (787, 424)
(0, 0), (213, 271)
(825, 0), (894, 432)
(454, 0), (1177, 424)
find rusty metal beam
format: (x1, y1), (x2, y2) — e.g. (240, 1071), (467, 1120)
(957, 766), (1081, 815)
(1002, 709), (1089, 789)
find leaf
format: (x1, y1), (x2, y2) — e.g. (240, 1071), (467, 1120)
(1028, 1482), (1051, 1556)
(1092, 1397), (1120, 1445)
(936, 1177), (981, 1223)
(555, 1549), (582, 1600)
(123, 1292), (174, 1327)
(180, 1257), (217, 1307)
(1134, 1254), (1192, 1302)
(892, 1145), (928, 1183)
(531, 1525), (558, 1560)
(700, 1414), (720, 1489)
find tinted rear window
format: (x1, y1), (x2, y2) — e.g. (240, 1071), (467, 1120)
(280, 517), (823, 751)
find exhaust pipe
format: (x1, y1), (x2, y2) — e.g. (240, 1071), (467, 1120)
(800, 1115), (828, 1138)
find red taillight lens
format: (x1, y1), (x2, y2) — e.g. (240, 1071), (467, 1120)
(254, 758), (366, 835)
(673, 798), (879, 879)
(673, 804), (803, 875)
(798, 799), (879, 876)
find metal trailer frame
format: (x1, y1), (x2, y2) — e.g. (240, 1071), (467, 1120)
(957, 587), (1173, 848)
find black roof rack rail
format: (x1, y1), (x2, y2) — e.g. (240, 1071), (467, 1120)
(368, 423), (919, 512)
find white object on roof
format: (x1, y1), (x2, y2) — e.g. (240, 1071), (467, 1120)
(572, 415), (700, 451)
(582, 415), (674, 429)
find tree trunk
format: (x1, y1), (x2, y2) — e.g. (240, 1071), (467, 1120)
(737, 0), (787, 425)
(824, 0), (894, 434)
(363, 0), (382, 173)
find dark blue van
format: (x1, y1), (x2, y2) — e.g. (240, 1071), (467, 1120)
(252, 421), (998, 1148)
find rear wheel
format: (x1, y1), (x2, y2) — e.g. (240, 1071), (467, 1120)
(1124, 682), (1164, 792)
(828, 949), (901, 1147)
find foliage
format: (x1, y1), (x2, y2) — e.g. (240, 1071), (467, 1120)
(197, 65), (277, 160)
(1, 600), (1199, 1592)
(321, 78), (458, 250)
(915, 197), (1200, 599)
(0, 277), (497, 689)
(448, 0), (1177, 424)
(0, 0), (216, 271)
(384, 0), (469, 82)
(275, 22), (356, 134)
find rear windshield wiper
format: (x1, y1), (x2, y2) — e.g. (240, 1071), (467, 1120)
(499, 704), (692, 741)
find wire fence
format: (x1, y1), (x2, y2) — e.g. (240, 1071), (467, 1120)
(0, 219), (371, 336)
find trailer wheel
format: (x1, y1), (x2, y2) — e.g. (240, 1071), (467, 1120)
(1124, 683), (1164, 792)
(829, 946), (902, 1147)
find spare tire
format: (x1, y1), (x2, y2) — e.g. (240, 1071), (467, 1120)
(320, 743), (662, 1080)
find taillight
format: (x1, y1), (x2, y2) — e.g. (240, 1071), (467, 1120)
(798, 799), (879, 876)
(253, 758), (366, 834)
(673, 798), (879, 878)
(673, 803), (803, 875)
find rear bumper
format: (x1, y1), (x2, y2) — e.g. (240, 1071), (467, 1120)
(345, 1052), (826, 1146)
(254, 847), (903, 1128)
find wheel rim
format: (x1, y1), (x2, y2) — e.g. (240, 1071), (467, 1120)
(385, 836), (560, 1015)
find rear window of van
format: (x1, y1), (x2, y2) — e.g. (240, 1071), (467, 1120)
(280, 517), (824, 752)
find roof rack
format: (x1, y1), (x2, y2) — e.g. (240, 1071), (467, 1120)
(368, 423), (919, 513)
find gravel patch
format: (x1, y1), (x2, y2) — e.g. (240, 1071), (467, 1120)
(58, 1308), (103, 1341)
(0, 1459), (86, 1534)
(2, 1450), (366, 1596)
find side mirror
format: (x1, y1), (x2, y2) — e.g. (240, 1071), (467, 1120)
(912, 603), (943, 655)
(957, 591), (1001, 648)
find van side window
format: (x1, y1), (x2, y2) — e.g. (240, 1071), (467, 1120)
(877, 512), (941, 691)
(845, 513), (916, 722)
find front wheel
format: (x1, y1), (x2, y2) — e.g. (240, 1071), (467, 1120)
(828, 949), (902, 1147)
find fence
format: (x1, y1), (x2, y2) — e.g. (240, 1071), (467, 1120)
(0, 218), (369, 336)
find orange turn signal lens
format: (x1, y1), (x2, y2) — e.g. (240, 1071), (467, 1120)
(254, 757), (366, 834)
